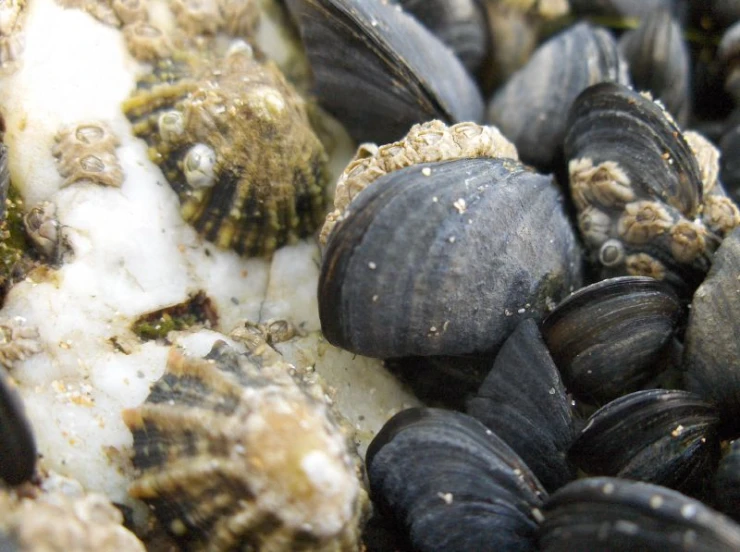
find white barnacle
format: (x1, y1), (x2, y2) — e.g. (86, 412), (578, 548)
(183, 143), (217, 189)
(598, 239), (625, 267)
(157, 110), (185, 143)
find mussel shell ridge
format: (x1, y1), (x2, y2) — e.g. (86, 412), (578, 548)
(319, 157), (582, 359)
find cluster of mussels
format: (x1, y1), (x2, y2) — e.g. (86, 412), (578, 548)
(282, 0), (740, 551)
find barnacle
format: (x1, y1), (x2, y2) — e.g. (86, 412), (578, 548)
(0, 317), (40, 370)
(123, 42), (329, 258)
(52, 121), (123, 189)
(123, 338), (367, 550)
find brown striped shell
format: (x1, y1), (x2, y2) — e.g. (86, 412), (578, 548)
(123, 42), (329, 258)
(122, 337), (367, 551)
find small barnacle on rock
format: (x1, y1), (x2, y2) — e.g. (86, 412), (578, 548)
(123, 42), (329, 257)
(122, 338), (367, 551)
(169, 0), (223, 35)
(0, 317), (41, 370)
(320, 120), (518, 244)
(52, 121), (123, 188)
(122, 21), (171, 61)
(0, 486), (146, 551)
(111, 0), (148, 24)
(23, 201), (66, 262)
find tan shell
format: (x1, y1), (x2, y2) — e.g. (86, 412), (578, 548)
(0, 487), (145, 551)
(320, 120), (518, 244)
(123, 44), (329, 258)
(122, 337), (367, 551)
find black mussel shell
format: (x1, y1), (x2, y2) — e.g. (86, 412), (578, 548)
(568, 389), (721, 499)
(366, 407), (546, 552)
(0, 368), (36, 485)
(319, 157), (582, 359)
(538, 477), (740, 551)
(541, 276), (682, 404)
(714, 440), (740, 521)
(719, 115), (740, 203)
(488, 23), (629, 170)
(395, 0), (489, 75)
(683, 227), (740, 437)
(564, 82), (709, 294)
(285, 0), (484, 144)
(467, 319), (578, 493)
(619, 8), (691, 125)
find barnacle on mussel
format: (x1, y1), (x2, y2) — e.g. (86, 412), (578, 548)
(564, 82), (740, 294)
(285, 0), (484, 144)
(366, 407), (547, 552)
(318, 155), (582, 359)
(123, 42), (329, 258)
(123, 338), (366, 551)
(568, 389), (721, 499)
(541, 276), (682, 403)
(467, 319), (577, 493)
(538, 477), (740, 551)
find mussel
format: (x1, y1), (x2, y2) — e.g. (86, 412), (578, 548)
(714, 439), (740, 521)
(318, 156), (582, 359)
(285, 0), (484, 144)
(0, 367), (36, 486)
(568, 389), (721, 499)
(563, 82), (739, 294)
(488, 23), (630, 170)
(541, 276), (682, 404)
(366, 407), (547, 552)
(538, 477), (740, 551)
(467, 319), (578, 493)
(683, 227), (740, 436)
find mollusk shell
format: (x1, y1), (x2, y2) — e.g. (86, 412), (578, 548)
(541, 276), (681, 404)
(0, 367), (36, 486)
(468, 319), (577, 493)
(122, 339), (366, 551)
(487, 22), (630, 169)
(320, 120), (519, 245)
(564, 82), (728, 293)
(319, 156), (582, 359)
(366, 407), (547, 552)
(683, 227), (740, 436)
(538, 477), (740, 551)
(568, 389), (721, 499)
(123, 44), (329, 258)
(285, 0), (485, 144)
(714, 439), (740, 521)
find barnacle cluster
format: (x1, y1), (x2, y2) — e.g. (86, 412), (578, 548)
(123, 42), (330, 257)
(320, 120), (519, 244)
(52, 121), (123, 189)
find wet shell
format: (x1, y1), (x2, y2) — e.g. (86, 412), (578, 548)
(538, 477), (740, 551)
(541, 276), (681, 404)
(123, 43), (329, 258)
(487, 23), (630, 169)
(122, 339), (366, 551)
(366, 407), (547, 552)
(285, 0), (484, 144)
(683, 227), (740, 436)
(0, 488), (146, 552)
(394, 0), (490, 75)
(563, 82), (730, 293)
(467, 319), (578, 493)
(318, 157), (582, 359)
(618, 8), (691, 125)
(0, 367), (36, 486)
(568, 389), (721, 499)
(714, 439), (740, 521)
